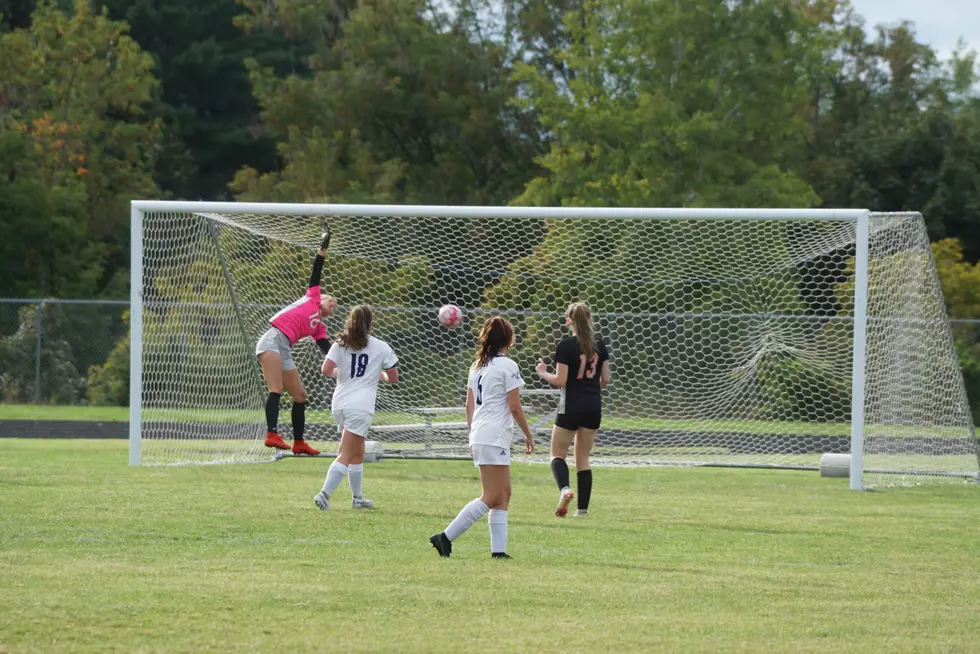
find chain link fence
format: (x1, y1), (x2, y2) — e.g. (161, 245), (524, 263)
(0, 299), (129, 405)
(1, 298), (979, 423)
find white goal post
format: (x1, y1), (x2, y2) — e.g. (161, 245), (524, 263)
(128, 201), (980, 489)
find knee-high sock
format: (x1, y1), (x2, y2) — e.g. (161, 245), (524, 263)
(444, 498), (489, 542)
(551, 457), (570, 491)
(320, 461), (349, 497)
(265, 392), (281, 433)
(348, 463), (364, 497)
(577, 469), (593, 510)
(291, 401), (306, 441)
(488, 509), (508, 554)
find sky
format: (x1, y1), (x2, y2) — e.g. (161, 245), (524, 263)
(849, 0), (980, 60)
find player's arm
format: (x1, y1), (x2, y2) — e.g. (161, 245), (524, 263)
(321, 342), (340, 377)
(465, 387), (475, 431)
(506, 388), (536, 454)
(381, 367), (398, 383)
(308, 225), (331, 288)
(599, 360), (611, 388)
(316, 337), (330, 356)
(535, 359), (568, 387)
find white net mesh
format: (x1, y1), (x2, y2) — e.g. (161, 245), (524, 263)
(134, 206), (979, 487)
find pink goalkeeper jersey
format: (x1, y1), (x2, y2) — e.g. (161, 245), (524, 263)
(269, 286), (327, 346)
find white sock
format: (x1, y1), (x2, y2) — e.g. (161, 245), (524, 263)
(444, 498), (489, 542)
(320, 461), (349, 497)
(488, 509), (508, 554)
(348, 463), (364, 498)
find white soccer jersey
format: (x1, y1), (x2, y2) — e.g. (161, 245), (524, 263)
(468, 355), (525, 449)
(326, 336), (398, 414)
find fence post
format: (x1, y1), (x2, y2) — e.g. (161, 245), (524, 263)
(34, 300), (43, 404)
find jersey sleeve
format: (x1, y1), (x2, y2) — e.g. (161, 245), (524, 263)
(326, 341), (341, 364)
(382, 344), (398, 369)
(555, 339), (576, 368)
(503, 361), (525, 393)
(312, 322), (327, 342)
(599, 337), (611, 363)
(306, 285), (321, 302)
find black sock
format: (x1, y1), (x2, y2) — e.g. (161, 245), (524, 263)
(265, 392), (281, 433)
(550, 457), (570, 490)
(291, 401), (306, 441)
(577, 469), (592, 510)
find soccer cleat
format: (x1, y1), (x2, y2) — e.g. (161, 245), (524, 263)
(313, 491), (330, 511)
(351, 496), (374, 509)
(429, 532), (452, 558)
(291, 440), (320, 456)
(555, 488), (575, 517)
(264, 432), (290, 450)
(491, 552), (512, 559)
(573, 509), (588, 517)
(320, 223), (331, 250)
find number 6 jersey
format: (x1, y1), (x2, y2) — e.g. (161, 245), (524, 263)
(555, 335), (611, 414)
(326, 336), (399, 414)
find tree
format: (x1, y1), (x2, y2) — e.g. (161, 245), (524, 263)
(232, 0), (539, 205)
(513, 0), (833, 209)
(94, 0), (310, 201)
(0, 0), (160, 297)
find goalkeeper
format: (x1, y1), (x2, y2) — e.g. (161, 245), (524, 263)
(254, 226), (337, 456)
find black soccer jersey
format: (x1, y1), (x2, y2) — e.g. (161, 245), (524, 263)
(555, 335), (610, 413)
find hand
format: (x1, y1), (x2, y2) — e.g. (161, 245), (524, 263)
(524, 435), (535, 455)
(319, 223), (331, 252)
(535, 359), (548, 376)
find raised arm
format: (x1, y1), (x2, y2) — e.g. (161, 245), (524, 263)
(309, 226), (331, 288)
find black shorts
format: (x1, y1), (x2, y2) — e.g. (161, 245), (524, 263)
(555, 410), (602, 431)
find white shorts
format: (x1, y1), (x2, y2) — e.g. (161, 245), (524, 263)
(471, 444), (511, 467)
(334, 409), (372, 438)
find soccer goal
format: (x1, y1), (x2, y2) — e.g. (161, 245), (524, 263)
(128, 201), (979, 488)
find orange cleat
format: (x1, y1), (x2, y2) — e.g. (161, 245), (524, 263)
(292, 440), (320, 456)
(264, 432), (290, 450)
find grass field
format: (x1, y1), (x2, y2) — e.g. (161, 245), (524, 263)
(1, 439), (978, 652)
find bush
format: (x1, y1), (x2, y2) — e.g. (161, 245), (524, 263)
(86, 312), (130, 406)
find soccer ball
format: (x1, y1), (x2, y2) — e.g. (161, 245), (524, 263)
(438, 304), (464, 328)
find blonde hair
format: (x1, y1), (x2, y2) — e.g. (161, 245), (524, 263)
(567, 301), (596, 359)
(337, 304), (372, 350)
(473, 316), (515, 369)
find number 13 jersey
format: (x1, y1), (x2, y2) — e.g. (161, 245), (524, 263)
(467, 355), (525, 449)
(555, 335), (610, 414)
(326, 336), (398, 414)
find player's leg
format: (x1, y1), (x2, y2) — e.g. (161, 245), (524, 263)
(550, 419), (577, 517)
(479, 463), (512, 558)
(282, 367), (318, 455)
(257, 350), (289, 450)
(573, 426), (597, 516)
(430, 445), (497, 557)
(336, 421), (372, 508)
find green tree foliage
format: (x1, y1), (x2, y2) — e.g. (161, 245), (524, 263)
(804, 16), (980, 259)
(931, 238), (980, 422)
(232, 0), (539, 205)
(0, 0), (159, 297)
(514, 0), (830, 209)
(94, 0), (310, 200)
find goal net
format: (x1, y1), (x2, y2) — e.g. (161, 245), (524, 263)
(130, 203), (979, 488)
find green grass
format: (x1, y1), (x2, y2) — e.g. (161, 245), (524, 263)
(1, 439), (978, 652)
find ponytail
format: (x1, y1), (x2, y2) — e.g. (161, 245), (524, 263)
(473, 316), (515, 369)
(567, 302), (596, 359)
(337, 304), (373, 350)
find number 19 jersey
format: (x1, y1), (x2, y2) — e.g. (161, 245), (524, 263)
(326, 335), (398, 414)
(467, 355), (525, 449)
